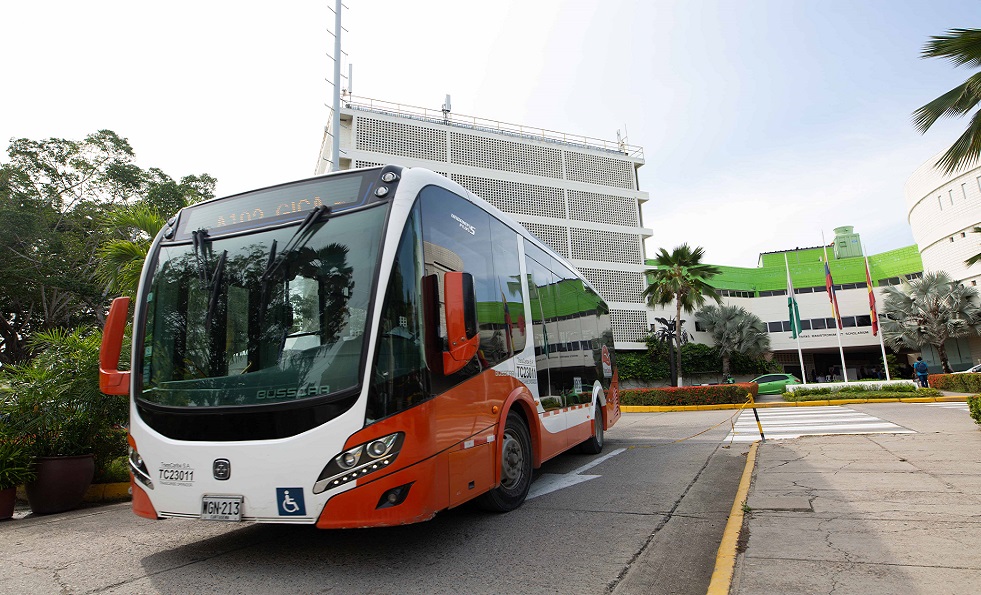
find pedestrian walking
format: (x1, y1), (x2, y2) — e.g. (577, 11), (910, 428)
(914, 356), (929, 388)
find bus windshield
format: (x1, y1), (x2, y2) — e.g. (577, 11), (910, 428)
(139, 203), (388, 409)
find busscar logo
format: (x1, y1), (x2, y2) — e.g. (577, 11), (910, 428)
(256, 383), (330, 400)
(451, 213), (476, 235)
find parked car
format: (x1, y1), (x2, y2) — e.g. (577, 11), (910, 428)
(750, 373), (801, 395)
(954, 363), (981, 374)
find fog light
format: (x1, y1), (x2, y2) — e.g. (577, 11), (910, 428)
(376, 483), (413, 509)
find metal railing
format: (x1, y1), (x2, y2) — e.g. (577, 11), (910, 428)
(341, 94), (644, 159)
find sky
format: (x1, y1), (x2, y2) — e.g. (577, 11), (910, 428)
(2, 0), (979, 267)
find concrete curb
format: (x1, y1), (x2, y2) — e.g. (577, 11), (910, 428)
(706, 441), (758, 595)
(621, 395), (969, 413)
(83, 482), (131, 502)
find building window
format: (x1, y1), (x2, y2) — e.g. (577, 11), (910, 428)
(973, 280), (978, 286)
(962, 232), (967, 238)
(811, 318), (827, 330)
(952, 237), (956, 242)
(800, 319), (812, 330)
(950, 189), (955, 205)
(841, 316), (857, 328)
(856, 315), (872, 327)
(694, 321), (705, 332)
(938, 195), (943, 210)
(767, 321), (783, 333)
(963, 183), (968, 201)
(781, 321), (792, 332)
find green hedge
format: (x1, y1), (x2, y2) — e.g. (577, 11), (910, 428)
(968, 396), (981, 426)
(785, 389), (942, 402)
(620, 383), (758, 406)
(927, 373), (981, 393)
(790, 383), (919, 397)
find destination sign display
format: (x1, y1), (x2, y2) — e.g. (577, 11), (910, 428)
(177, 172), (373, 237)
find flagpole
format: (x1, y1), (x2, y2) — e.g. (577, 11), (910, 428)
(822, 232), (849, 382)
(862, 241), (891, 381)
(784, 253), (808, 384)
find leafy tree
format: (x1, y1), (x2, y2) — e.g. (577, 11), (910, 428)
(643, 244), (721, 386)
(880, 271), (981, 373)
(0, 131), (214, 366)
(694, 304), (771, 378)
(912, 28), (981, 175)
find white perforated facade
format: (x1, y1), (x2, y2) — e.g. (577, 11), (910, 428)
(316, 96), (653, 348)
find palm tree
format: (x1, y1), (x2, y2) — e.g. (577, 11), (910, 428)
(880, 271), (981, 373)
(694, 305), (770, 379)
(96, 204), (168, 298)
(912, 28), (981, 175)
(643, 244), (721, 386)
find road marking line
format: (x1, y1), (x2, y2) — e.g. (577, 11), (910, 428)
(526, 448), (626, 501)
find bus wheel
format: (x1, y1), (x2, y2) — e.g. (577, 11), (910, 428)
(479, 410), (532, 512)
(578, 402), (604, 454)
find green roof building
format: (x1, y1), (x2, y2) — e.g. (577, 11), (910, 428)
(645, 226), (974, 380)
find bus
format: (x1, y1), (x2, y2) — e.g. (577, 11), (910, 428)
(99, 165), (621, 528)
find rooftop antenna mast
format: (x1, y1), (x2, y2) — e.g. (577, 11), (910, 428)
(329, 0), (346, 172)
(441, 94), (452, 123)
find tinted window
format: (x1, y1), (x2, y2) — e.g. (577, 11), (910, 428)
(418, 186), (526, 375)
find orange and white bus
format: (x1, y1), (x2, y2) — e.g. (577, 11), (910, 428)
(100, 165), (621, 528)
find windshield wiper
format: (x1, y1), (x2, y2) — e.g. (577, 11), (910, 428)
(191, 229), (212, 285)
(204, 249), (228, 332)
(260, 205), (332, 285)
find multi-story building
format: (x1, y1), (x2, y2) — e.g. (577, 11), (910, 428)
(906, 149), (981, 287)
(316, 96), (652, 349)
(649, 226), (948, 379)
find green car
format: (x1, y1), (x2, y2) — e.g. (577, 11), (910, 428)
(751, 373), (801, 395)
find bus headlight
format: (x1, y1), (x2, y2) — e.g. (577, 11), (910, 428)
(129, 446), (154, 490)
(313, 432), (405, 494)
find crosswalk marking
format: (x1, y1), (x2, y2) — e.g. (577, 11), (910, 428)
(924, 402), (970, 412)
(724, 405), (914, 443)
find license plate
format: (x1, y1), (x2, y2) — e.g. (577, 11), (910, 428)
(201, 495), (243, 521)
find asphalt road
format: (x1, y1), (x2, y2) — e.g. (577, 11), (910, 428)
(1, 411), (750, 595)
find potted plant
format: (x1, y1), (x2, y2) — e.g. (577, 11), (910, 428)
(0, 439), (36, 519)
(0, 327), (128, 514)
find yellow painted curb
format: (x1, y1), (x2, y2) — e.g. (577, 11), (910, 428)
(83, 482), (131, 502)
(620, 395), (968, 413)
(707, 441), (758, 595)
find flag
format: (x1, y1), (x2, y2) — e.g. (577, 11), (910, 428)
(785, 259), (803, 339)
(864, 259), (879, 336)
(825, 262), (843, 330)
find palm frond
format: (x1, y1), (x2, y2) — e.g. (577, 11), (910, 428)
(934, 100), (981, 174)
(921, 28), (981, 68)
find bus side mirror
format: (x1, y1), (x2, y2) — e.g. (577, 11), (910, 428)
(100, 296), (131, 396)
(442, 272), (479, 375)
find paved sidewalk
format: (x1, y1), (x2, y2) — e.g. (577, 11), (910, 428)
(731, 407), (981, 594)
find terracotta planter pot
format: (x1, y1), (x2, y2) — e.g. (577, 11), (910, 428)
(25, 455), (95, 515)
(0, 487), (15, 520)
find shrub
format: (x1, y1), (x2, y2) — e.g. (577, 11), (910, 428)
(785, 388), (942, 401)
(620, 383), (758, 406)
(968, 396), (981, 426)
(0, 327), (128, 481)
(928, 373), (981, 393)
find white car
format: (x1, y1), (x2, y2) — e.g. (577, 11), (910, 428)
(954, 363), (981, 374)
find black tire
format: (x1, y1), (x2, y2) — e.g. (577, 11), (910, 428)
(478, 410), (532, 512)
(578, 402), (605, 455)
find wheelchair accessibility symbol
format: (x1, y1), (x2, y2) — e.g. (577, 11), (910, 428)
(276, 487), (306, 516)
